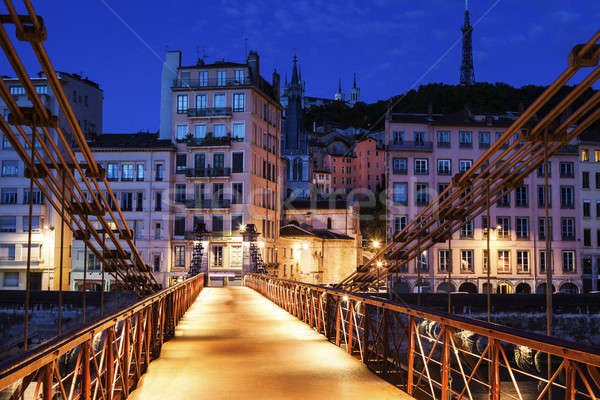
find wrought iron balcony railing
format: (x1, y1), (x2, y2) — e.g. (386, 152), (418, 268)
(184, 199), (231, 209)
(185, 167), (231, 178)
(172, 77), (253, 89)
(184, 107), (233, 118)
(387, 141), (433, 151)
(185, 136), (241, 147)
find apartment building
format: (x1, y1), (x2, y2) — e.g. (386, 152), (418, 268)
(354, 137), (385, 192)
(70, 133), (175, 289)
(0, 72), (103, 290)
(386, 109), (582, 295)
(161, 51), (283, 286)
(578, 130), (600, 292)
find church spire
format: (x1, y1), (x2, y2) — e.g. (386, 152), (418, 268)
(338, 78), (342, 93)
(353, 72), (356, 88)
(291, 54), (299, 84)
(460, 0), (475, 85)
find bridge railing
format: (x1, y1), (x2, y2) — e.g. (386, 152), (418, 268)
(245, 274), (600, 400)
(0, 274), (204, 400)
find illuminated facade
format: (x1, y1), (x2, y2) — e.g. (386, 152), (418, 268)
(385, 110), (583, 294)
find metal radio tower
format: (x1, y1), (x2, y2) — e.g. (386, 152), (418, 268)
(460, 0), (475, 85)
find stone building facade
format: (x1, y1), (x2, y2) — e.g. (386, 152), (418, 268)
(385, 110), (583, 294)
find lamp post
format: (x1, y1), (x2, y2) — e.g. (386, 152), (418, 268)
(376, 260), (383, 293)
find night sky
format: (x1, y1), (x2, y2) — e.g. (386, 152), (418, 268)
(3, 0), (598, 132)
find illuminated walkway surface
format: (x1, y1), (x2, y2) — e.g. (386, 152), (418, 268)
(130, 286), (411, 399)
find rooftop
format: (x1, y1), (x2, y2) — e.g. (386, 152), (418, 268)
(389, 109), (515, 128)
(87, 132), (175, 149)
(286, 198), (349, 210)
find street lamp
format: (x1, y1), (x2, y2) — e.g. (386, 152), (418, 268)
(372, 240), (381, 250)
(376, 260), (383, 292)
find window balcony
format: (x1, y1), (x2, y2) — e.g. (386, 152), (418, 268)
(185, 136), (242, 147)
(185, 167), (231, 178)
(393, 168), (408, 175)
(437, 141), (451, 148)
(479, 142), (490, 149)
(186, 107), (233, 118)
(459, 142), (473, 149)
(185, 199), (231, 209)
(172, 77), (253, 89)
(387, 141), (433, 152)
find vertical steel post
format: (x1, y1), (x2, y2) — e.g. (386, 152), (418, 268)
(407, 316), (415, 396)
(417, 237), (422, 306)
(82, 237), (87, 324)
(106, 329), (114, 400)
(441, 326), (451, 400)
(486, 182), (491, 322)
(82, 340), (91, 400)
(447, 236), (452, 313)
(361, 303), (369, 364)
(42, 362), (53, 400)
(544, 131), (553, 400)
(490, 339), (500, 400)
(58, 170), (65, 335)
(24, 131), (35, 350)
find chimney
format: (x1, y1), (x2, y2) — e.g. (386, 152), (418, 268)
(272, 69), (280, 102)
(247, 51), (259, 84)
(159, 50), (181, 141)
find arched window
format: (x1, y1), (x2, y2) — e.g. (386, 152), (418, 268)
(327, 217), (332, 230)
(293, 158), (303, 181)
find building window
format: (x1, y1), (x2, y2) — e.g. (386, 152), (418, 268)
(214, 93), (226, 108)
(515, 186), (528, 207)
(459, 131), (472, 148)
(232, 152), (243, 173)
(415, 183), (428, 206)
(154, 192), (162, 211)
(437, 159), (451, 175)
(217, 71), (227, 86)
(211, 246), (224, 267)
(176, 95), (188, 113)
(417, 250), (428, 272)
(595, 150), (600, 162)
(584, 228), (591, 246)
(174, 245), (185, 267)
(439, 250), (451, 272)
(414, 159), (428, 175)
(0, 216), (16, 233)
(538, 217), (553, 240)
(23, 216), (40, 231)
(460, 250), (474, 272)
(233, 93), (245, 112)
(198, 71), (208, 86)
(1, 189), (17, 204)
(479, 131), (490, 148)
(23, 190), (43, 205)
(560, 217), (575, 240)
(121, 192), (133, 211)
(540, 250), (553, 273)
(154, 222), (161, 240)
(596, 172), (600, 189)
(176, 124), (188, 140)
(437, 131), (450, 147)
(497, 188), (510, 207)
(392, 130), (405, 144)
(560, 186), (574, 208)
(582, 149), (590, 161)
(135, 164), (144, 181)
(458, 159), (472, 173)
(583, 171), (590, 189)
(121, 164), (134, 181)
(106, 163), (118, 181)
(515, 217), (529, 239)
(517, 250), (529, 273)
(212, 215), (224, 232)
(460, 220), (473, 238)
(393, 183), (407, 205)
(153, 254), (161, 272)
(196, 94), (207, 109)
(497, 250), (510, 273)
(234, 69), (245, 83)
(232, 123), (245, 139)
(562, 251), (575, 273)
(393, 158), (407, 174)
(537, 185), (551, 208)
(175, 184), (186, 203)
(214, 124), (226, 138)
(496, 217), (510, 239)
(155, 163), (164, 181)
(559, 162), (574, 178)
(583, 200), (591, 217)
(176, 154), (187, 174)
(1, 160), (18, 177)
(3, 271), (18, 287)
(232, 183), (243, 204)
(393, 215), (407, 234)
(136, 192), (143, 211)
(174, 216), (185, 236)
(483, 250), (489, 273)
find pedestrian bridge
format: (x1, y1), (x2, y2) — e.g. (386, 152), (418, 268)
(2, 274), (600, 400)
(129, 286), (407, 399)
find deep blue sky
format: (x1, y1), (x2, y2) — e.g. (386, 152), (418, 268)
(3, 0), (599, 132)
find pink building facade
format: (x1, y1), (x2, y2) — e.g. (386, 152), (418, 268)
(385, 110), (582, 294)
(163, 51), (283, 286)
(354, 137), (385, 192)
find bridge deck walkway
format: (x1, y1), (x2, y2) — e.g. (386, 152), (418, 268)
(130, 286), (411, 399)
